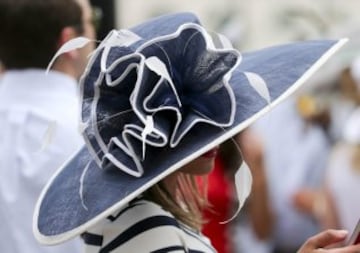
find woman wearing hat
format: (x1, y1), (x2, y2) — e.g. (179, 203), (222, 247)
(33, 12), (359, 252)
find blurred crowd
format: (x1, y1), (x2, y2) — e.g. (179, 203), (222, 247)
(201, 56), (360, 253)
(0, 0), (360, 253)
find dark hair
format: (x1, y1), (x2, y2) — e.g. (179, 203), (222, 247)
(218, 137), (242, 173)
(0, 0), (83, 69)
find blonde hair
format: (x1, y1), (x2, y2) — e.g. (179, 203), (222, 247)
(144, 173), (209, 231)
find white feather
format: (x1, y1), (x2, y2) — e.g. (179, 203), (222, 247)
(244, 71), (271, 104)
(46, 37), (92, 74)
(220, 161), (253, 224)
(145, 56), (182, 106)
(141, 115), (154, 160)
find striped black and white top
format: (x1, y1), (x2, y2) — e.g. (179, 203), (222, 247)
(82, 199), (217, 253)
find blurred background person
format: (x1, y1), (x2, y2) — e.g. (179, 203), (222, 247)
(232, 94), (332, 253)
(0, 0), (96, 252)
(293, 56), (360, 242)
(324, 108), (360, 234)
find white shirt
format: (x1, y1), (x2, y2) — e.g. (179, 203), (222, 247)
(0, 70), (83, 253)
(84, 199), (216, 253)
(327, 143), (360, 233)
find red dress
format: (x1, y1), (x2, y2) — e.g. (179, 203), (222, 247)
(202, 156), (233, 253)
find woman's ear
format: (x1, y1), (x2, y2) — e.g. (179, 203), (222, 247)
(58, 27), (79, 59)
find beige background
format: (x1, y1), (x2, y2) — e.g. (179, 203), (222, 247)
(114, 0), (360, 88)
(115, 0), (360, 49)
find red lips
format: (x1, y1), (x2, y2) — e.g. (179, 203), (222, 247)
(201, 147), (219, 158)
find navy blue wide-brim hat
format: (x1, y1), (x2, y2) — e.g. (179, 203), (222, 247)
(34, 12), (346, 244)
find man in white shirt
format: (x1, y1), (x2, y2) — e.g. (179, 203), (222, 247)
(0, 0), (95, 252)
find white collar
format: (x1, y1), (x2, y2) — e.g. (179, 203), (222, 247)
(0, 69), (78, 98)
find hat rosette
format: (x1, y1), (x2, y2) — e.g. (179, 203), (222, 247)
(81, 23), (241, 178)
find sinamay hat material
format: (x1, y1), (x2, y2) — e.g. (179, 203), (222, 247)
(33, 12), (347, 244)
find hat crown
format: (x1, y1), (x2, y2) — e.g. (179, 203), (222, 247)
(80, 22), (241, 177)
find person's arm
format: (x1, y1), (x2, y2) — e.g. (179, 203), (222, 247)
(292, 186), (341, 231)
(292, 145), (342, 230)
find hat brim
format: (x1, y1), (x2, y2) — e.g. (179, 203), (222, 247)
(33, 13), (347, 245)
